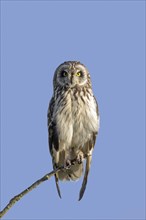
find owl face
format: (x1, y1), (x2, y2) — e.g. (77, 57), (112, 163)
(53, 61), (90, 88)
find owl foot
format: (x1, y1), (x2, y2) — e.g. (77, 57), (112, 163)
(65, 159), (72, 169)
(76, 151), (84, 164)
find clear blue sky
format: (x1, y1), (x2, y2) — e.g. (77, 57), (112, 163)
(1, 1), (145, 219)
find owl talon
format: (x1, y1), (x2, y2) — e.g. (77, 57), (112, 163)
(76, 151), (84, 164)
(72, 160), (76, 165)
(65, 159), (72, 169)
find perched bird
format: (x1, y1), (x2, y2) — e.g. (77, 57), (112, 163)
(47, 61), (99, 200)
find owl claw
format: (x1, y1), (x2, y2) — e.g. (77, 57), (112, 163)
(72, 160), (76, 165)
(76, 151), (84, 164)
(65, 159), (72, 169)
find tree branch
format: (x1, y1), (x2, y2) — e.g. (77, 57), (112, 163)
(0, 166), (64, 218)
(0, 156), (86, 218)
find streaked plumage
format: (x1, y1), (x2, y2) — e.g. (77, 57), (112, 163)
(47, 61), (99, 200)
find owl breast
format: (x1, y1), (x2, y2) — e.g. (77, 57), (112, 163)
(55, 89), (99, 151)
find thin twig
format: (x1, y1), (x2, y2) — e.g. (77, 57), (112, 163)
(0, 157), (85, 218)
(0, 166), (63, 218)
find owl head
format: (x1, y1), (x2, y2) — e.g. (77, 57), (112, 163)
(53, 61), (91, 89)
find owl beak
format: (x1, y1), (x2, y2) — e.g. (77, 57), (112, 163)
(70, 75), (73, 84)
(65, 75), (76, 88)
(70, 75), (76, 86)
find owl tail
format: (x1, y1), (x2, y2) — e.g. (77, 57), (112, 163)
(53, 154), (84, 198)
(54, 163), (83, 198)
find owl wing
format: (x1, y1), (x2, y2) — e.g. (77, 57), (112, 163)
(91, 95), (99, 148)
(79, 97), (99, 201)
(47, 97), (62, 198)
(78, 138), (95, 201)
(48, 97), (59, 153)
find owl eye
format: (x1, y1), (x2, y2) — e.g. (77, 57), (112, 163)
(61, 71), (68, 77)
(75, 71), (82, 77)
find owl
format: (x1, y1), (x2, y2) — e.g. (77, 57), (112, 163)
(47, 61), (99, 200)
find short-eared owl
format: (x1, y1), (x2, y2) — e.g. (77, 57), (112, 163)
(47, 61), (99, 200)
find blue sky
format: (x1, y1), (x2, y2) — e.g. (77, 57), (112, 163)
(1, 1), (145, 219)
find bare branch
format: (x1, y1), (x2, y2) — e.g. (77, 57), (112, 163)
(0, 166), (63, 218)
(0, 157), (86, 218)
